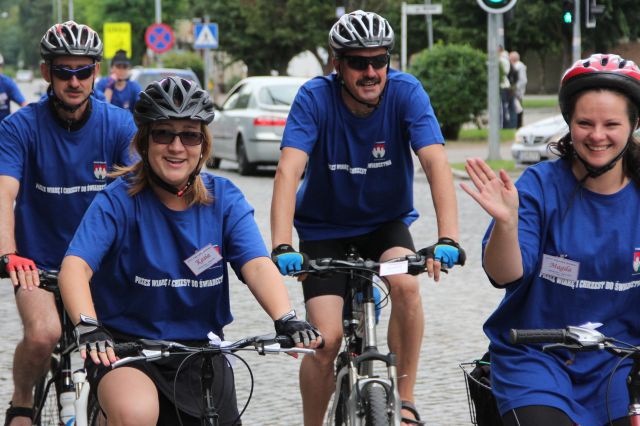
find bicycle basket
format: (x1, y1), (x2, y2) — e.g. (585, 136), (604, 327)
(459, 352), (503, 426)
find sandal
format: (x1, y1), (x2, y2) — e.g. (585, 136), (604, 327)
(401, 400), (426, 425)
(4, 402), (33, 426)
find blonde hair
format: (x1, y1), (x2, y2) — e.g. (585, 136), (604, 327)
(111, 122), (214, 207)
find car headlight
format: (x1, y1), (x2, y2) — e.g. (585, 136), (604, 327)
(515, 132), (524, 144)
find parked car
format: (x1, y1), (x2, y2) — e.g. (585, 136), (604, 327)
(128, 67), (201, 89)
(15, 69), (34, 83)
(208, 76), (308, 175)
(511, 114), (566, 165)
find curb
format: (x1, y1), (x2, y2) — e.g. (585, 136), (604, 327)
(450, 167), (523, 180)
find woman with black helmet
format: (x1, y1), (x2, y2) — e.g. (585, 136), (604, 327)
(57, 76), (321, 425)
(462, 53), (640, 425)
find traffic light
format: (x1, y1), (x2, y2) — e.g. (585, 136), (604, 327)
(562, 0), (575, 25)
(476, 0), (517, 14)
(585, 0), (605, 28)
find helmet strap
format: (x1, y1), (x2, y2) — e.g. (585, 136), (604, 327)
(335, 62), (389, 110)
(143, 156), (199, 199)
(573, 140), (629, 179)
(47, 63), (94, 114)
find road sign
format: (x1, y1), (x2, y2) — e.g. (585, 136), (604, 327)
(194, 23), (219, 49)
(404, 4), (443, 15)
(103, 22), (132, 59)
(145, 23), (174, 54)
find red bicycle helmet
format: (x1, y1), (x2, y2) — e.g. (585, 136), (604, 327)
(559, 53), (640, 121)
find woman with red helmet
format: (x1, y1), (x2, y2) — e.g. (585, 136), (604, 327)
(461, 53), (640, 425)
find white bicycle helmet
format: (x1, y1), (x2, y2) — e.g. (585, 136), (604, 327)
(329, 10), (394, 54)
(40, 21), (103, 62)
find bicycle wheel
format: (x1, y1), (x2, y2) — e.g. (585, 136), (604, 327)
(334, 373), (350, 426)
(32, 357), (60, 426)
(363, 384), (389, 426)
(87, 394), (107, 426)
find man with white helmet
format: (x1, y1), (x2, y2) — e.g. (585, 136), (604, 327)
(0, 21), (135, 425)
(270, 10), (463, 425)
(0, 53), (28, 122)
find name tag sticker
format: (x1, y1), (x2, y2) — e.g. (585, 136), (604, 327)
(540, 254), (580, 282)
(380, 260), (408, 276)
(184, 244), (222, 276)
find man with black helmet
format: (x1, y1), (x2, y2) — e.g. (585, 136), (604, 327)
(0, 21), (135, 425)
(95, 49), (142, 113)
(270, 10), (463, 426)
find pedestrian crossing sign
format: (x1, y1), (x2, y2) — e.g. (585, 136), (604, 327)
(194, 23), (219, 49)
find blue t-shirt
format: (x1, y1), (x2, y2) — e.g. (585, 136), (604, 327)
(0, 97), (136, 270)
(482, 159), (640, 425)
(95, 79), (142, 113)
(65, 173), (269, 340)
(282, 70), (444, 241)
(0, 74), (26, 121)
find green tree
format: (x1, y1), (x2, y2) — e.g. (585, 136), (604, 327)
(409, 43), (487, 140)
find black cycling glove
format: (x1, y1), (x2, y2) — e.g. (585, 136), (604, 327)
(274, 310), (321, 346)
(74, 314), (114, 354)
(418, 238), (466, 268)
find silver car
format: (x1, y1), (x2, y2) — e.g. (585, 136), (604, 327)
(208, 76), (308, 175)
(511, 114), (566, 165)
(129, 67), (201, 89)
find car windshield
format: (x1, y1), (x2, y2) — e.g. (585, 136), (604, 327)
(258, 85), (300, 106)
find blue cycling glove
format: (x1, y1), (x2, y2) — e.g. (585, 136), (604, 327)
(271, 244), (307, 275)
(419, 238), (466, 269)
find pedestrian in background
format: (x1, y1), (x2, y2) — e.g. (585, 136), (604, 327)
(0, 53), (27, 122)
(499, 45), (517, 129)
(95, 49), (141, 113)
(510, 51), (528, 128)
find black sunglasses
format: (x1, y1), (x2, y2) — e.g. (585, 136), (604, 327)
(342, 54), (389, 71)
(50, 64), (96, 81)
(150, 129), (204, 147)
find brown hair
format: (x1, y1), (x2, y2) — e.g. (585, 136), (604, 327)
(111, 122), (214, 207)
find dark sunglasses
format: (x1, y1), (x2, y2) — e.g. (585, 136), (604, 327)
(50, 64), (96, 81)
(342, 54), (389, 71)
(151, 129), (204, 146)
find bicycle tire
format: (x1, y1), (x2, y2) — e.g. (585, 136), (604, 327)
(87, 393), (106, 426)
(334, 373), (350, 426)
(363, 384), (390, 426)
(32, 357), (60, 426)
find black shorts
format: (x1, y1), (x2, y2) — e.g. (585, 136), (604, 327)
(299, 221), (415, 302)
(86, 332), (241, 426)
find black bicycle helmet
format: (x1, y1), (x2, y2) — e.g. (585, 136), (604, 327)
(329, 10), (394, 54)
(134, 77), (215, 127)
(40, 21), (103, 62)
(559, 53), (640, 122)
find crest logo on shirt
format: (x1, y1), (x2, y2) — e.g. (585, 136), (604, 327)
(633, 250), (640, 273)
(93, 162), (107, 180)
(372, 142), (386, 159)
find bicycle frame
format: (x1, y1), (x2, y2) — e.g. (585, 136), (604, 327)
(324, 250), (405, 426)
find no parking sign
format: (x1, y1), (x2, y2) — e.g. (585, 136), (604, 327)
(145, 23), (174, 54)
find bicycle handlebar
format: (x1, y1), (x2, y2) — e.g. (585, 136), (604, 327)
(111, 333), (315, 368)
(510, 326), (624, 353)
(292, 254), (430, 276)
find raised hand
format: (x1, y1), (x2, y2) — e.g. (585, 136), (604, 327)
(460, 158), (519, 225)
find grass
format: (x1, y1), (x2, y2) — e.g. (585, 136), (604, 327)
(451, 159), (517, 172)
(450, 128), (516, 143)
(522, 97), (558, 109)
